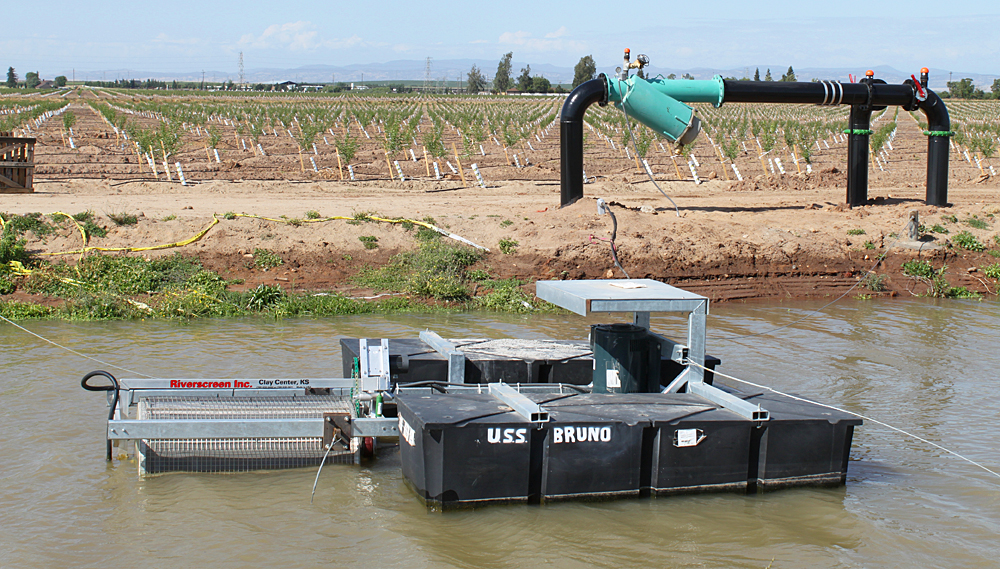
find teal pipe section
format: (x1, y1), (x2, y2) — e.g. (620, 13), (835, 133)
(606, 75), (725, 107)
(605, 75), (724, 144)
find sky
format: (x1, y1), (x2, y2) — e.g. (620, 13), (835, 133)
(4, 0), (1000, 80)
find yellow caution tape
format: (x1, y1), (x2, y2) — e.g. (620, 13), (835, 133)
(231, 213), (489, 251)
(5, 260), (84, 287)
(41, 216), (220, 256)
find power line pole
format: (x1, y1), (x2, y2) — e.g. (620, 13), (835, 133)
(424, 57), (432, 92)
(238, 52), (245, 89)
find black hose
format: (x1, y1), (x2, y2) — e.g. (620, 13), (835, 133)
(600, 206), (630, 279)
(81, 370), (120, 460)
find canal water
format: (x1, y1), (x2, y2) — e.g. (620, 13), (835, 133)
(2, 298), (998, 568)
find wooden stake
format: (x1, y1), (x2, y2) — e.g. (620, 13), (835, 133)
(161, 144), (172, 181)
(298, 147), (305, 173)
(503, 146), (511, 166)
(422, 146), (430, 177)
(204, 144), (211, 163)
(711, 142), (730, 181)
(336, 149), (344, 181)
(452, 143), (467, 187)
(385, 151), (394, 181)
(669, 154), (682, 179)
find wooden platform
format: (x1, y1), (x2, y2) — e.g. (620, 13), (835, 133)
(0, 134), (35, 193)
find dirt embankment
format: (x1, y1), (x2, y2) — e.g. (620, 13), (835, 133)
(5, 176), (1000, 305)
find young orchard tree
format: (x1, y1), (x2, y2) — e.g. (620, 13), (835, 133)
(517, 65), (532, 92)
(494, 52), (513, 93)
(466, 64), (486, 94)
(572, 55), (596, 88)
(946, 78), (976, 99)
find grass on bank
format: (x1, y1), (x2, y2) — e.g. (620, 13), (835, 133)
(0, 212), (550, 320)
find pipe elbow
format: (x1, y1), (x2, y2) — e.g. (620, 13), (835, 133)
(918, 90), (950, 132)
(560, 76), (607, 123)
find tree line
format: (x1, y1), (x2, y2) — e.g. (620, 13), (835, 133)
(5, 67), (67, 89)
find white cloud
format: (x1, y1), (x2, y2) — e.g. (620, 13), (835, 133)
(152, 33), (201, 46)
(238, 21), (361, 51)
(545, 26), (568, 39)
(498, 28), (584, 53)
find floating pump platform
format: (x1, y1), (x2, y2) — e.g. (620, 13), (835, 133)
(83, 279), (860, 508)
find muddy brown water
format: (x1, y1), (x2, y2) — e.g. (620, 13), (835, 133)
(2, 298), (999, 568)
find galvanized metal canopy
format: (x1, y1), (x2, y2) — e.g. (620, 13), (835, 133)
(536, 279), (766, 422)
(535, 279), (706, 316)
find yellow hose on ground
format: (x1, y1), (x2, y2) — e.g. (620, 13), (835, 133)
(41, 216), (220, 256)
(15, 210), (488, 257)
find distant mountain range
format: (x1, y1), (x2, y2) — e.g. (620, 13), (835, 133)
(73, 59), (997, 92)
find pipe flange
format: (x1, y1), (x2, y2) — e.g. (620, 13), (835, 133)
(868, 78), (888, 112)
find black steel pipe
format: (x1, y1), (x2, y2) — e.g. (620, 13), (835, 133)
(558, 77), (951, 208)
(560, 76), (607, 207)
(919, 90), (950, 206)
(847, 105), (872, 206)
(721, 80), (915, 108)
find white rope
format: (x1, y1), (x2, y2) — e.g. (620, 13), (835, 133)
(688, 361), (1000, 480)
(0, 313), (155, 378)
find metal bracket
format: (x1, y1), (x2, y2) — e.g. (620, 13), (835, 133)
(351, 417), (400, 437)
(489, 382), (549, 423)
(359, 339), (391, 392)
(107, 418), (323, 440)
(687, 382), (769, 422)
(419, 330), (465, 384)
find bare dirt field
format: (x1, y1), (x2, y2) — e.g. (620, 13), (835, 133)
(4, 96), (1000, 306)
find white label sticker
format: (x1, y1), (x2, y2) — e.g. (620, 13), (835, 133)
(675, 428), (701, 447)
(606, 369), (621, 389)
(399, 417), (416, 447)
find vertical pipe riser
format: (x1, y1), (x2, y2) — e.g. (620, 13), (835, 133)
(847, 106), (872, 207)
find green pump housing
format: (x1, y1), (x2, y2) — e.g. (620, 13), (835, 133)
(605, 75), (725, 146)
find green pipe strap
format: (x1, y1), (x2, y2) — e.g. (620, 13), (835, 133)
(923, 130), (955, 137)
(843, 129), (872, 135)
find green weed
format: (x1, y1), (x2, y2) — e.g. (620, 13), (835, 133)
(983, 263), (1000, 279)
(305, 210), (322, 219)
(499, 238), (519, 255)
(359, 235), (379, 249)
(162, 214), (177, 221)
(951, 231), (986, 252)
(847, 228), (865, 235)
(252, 248), (283, 269)
(966, 216), (989, 230)
(861, 272), (887, 292)
(352, 240), (483, 300)
(107, 211), (138, 226)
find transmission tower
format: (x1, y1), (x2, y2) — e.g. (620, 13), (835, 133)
(238, 52), (245, 89)
(424, 57), (432, 92)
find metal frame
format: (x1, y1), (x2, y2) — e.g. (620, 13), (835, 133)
(535, 279), (768, 423)
(419, 330), (466, 384)
(488, 382), (550, 423)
